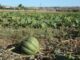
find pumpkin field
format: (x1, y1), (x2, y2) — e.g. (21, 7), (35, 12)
(0, 11), (80, 60)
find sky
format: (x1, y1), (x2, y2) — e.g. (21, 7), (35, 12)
(0, 0), (80, 7)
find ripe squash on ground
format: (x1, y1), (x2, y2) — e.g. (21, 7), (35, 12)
(21, 37), (40, 55)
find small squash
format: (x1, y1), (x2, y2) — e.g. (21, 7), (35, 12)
(41, 23), (47, 28)
(21, 37), (40, 55)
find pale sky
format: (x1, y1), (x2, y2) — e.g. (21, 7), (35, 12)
(0, 0), (80, 7)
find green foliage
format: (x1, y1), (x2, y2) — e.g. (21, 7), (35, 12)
(0, 12), (80, 29)
(0, 12), (80, 59)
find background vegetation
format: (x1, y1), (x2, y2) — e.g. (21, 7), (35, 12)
(0, 12), (80, 60)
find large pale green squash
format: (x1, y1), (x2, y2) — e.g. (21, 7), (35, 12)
(21, 37), (40, 55)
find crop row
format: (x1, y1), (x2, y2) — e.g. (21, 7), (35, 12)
(0, 12), (80, 29)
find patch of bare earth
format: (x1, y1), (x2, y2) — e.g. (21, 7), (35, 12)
(0, 37), (80, 60)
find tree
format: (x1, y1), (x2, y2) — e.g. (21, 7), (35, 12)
(0, 4), (4, 9)
(18, 4), (24, 9)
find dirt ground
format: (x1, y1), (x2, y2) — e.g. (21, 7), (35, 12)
(0, 37), (80, 60)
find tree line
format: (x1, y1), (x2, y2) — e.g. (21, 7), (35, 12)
(0, 4), (80, 12)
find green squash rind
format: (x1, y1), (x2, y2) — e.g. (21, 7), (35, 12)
(21, 37), (40, 55)
(22, 46), (36, 55)
(22, 41), (38, 52)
